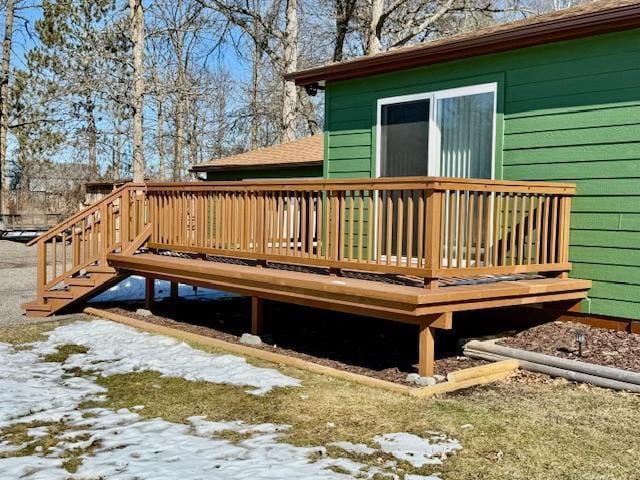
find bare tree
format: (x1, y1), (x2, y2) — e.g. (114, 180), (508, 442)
(0, 0), (16, 214)
(198, 0), (301, 143)
(130, 0), (145, 182)
(366, 0), (457, 55)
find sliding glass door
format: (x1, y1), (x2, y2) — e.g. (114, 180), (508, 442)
(376, 83), (497, 265)
(377, 83), (496, 180)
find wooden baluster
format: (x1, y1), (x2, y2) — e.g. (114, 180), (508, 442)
(37, 242), (46, 299)
(376, 191), (383, 264)
(500, 194), (509, 266)
(550, 196), (559, 263)
(475, 192), (484, 267)
(518, 194), (526, 265)
(385, 191), (392, 265)
(534, 195), (543, 264)
(357, 192), (364, 262)
(483, 192), (492, 266)
(300, 192), (307, 257)
(456, 192), (465, 268)
(348, 191), (355, 261)
(293, 192), (299, 256)
(366, 191), (374, 263)
(490, 193), (499, 266)
(332, 191), (340, 261)
(510, 194), (518, 266)
(541, 196), (550, 264)
(306, 192), (313, 257)
(396, 192), (404, 267)
(561, 196), (572, 265)
(405, 192), (414, 268)
(526, 194), (534, 265)
(447, 192), (455, 269)
(416, 192), (424, 268)
(465, 192), (473, 269)
(317, 192), (324, 259)
(338, 191), (346, 260)
(61, 232), (67, 274)
(121, 190), (130, 251)
(51, 236), (57, 280)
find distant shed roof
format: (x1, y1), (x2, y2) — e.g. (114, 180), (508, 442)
(288, 0), (640, 86)
(190, 135), (324, 173)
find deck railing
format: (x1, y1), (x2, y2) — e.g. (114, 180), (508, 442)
(28, 177), (574, 295)
(27, 184), (148, 297)
(144, 177), (575, 287)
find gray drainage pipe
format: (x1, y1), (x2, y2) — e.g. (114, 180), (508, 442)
(464, 340), (640, 393)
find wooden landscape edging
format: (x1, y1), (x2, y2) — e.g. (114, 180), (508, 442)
(83, 307), (519, 398)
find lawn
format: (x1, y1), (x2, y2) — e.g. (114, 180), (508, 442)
(1, 317), (639, 479)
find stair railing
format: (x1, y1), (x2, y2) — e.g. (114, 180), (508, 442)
(27, 183), (147, 299)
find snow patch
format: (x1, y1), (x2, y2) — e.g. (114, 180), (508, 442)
(330, 441), (377, 455)
(0, 321), (460, 479)
(374, 432), (462, 467)
(38, 319), (300, 395)
(89, 275), (234, 303)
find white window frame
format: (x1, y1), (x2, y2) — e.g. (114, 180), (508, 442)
(375, 82), (498, 179)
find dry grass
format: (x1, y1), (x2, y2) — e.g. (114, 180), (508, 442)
(43, 344), (89, 363)
(0, 319), (71, 345)
(2, 319), (639, 479)
(94, 342), (640, 480)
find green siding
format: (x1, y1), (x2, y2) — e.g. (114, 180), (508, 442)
(205, 165), (322, 181)
(325, 28), (640, 320)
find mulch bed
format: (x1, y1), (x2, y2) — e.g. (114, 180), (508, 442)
(498, 320), (640, 373)
(92, 295), (487, 385)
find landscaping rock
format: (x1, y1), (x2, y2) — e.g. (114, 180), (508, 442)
(136, 308), (153, 317)
(240, 333), (263, 346)
(405, 373), (437, 386)
(433, 374), (447, 383)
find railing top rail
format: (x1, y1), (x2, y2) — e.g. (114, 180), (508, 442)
(26, 183), (146, 246)
(145, 176), (576, 195)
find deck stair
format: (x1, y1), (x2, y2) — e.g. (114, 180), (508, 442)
(23, 183), (147, 317)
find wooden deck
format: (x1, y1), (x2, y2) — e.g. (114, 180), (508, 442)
(23, 177), (591, 377)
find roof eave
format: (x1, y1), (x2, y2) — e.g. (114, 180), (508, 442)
(189, 160), (323, 173)
(288, 4), (640, 86)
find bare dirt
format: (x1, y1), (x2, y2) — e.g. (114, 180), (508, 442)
(498, 320), (640, 373)
(98, 296), (488, 385)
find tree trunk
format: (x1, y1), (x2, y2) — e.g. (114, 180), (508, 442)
(250, 37), (260, 149)
(130, 0), (145, 183)
(157, 98), (165, 180)
(0, 0), (16, 215)
(173, 99), (184, 181)
(280, 0), (298, 143)
(333, 0), (357, 62)
(86, 95), (98, 178)
(367, 0), (384, 55)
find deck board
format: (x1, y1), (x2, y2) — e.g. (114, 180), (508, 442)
(107, 252), (591, 327)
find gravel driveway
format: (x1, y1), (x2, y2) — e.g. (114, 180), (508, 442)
(0, 240), (85, 326)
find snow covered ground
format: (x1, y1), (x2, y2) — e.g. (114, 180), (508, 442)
(0, 320), (461, 479)
(89, 275), (234, 303)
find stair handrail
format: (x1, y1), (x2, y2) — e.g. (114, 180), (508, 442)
(27, 183), (146, 247)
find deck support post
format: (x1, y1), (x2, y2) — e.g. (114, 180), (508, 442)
(251, 296), (263, 335)
(145, 277), (155, 309)
(170, 281), (179, 300)
(418, 322), (435, 377)
(329, 267), (341, 277)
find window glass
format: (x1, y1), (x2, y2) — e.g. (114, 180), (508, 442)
(380, 99), (429, 177)
(437, 92), (494, 179)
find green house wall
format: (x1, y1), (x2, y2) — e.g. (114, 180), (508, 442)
(324, 28), (640, 321)
(204, 165), (322, 181)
